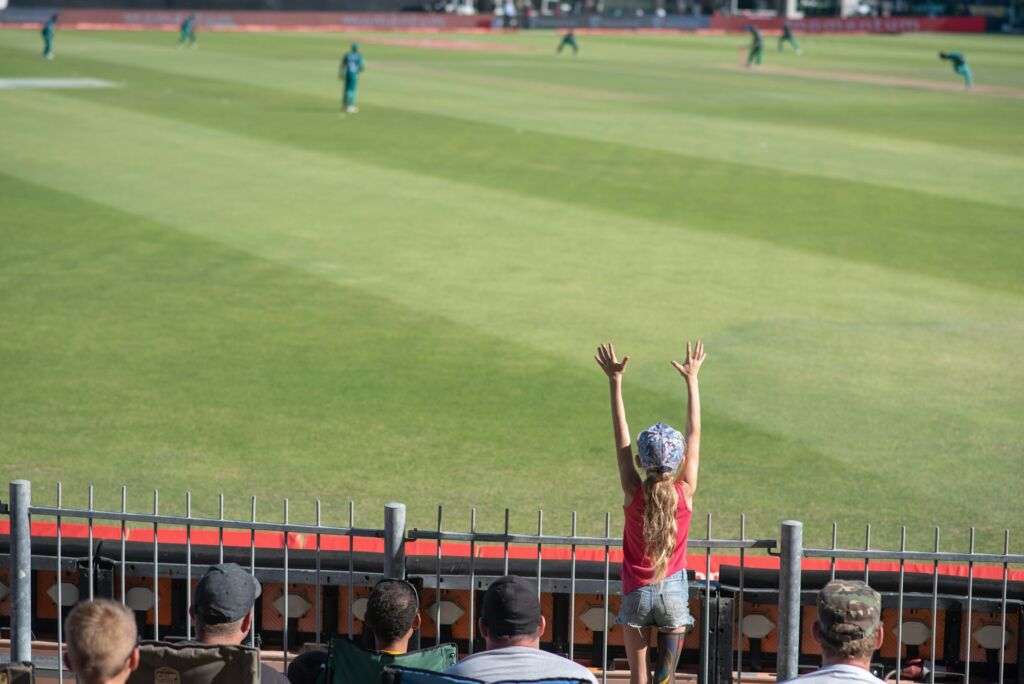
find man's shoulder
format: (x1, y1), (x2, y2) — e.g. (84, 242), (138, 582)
(446, 647), (597, 683)
(789, 664), (885, 683)
(261, 663), (290, 683)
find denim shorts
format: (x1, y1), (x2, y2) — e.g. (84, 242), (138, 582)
(616, 570), (695, 630)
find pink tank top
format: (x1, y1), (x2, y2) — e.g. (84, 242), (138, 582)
(620, 482), (692, 596)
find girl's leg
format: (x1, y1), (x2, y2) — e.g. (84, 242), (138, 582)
(653, 627), (687, 684)
(624, 626), (652, 684)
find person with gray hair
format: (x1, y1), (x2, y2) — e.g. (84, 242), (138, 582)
(64, 600), (140, 684)
(783, 580), (885, 682)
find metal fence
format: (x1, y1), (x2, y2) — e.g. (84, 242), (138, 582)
(801, 524), (1024, 684)
(3, 479), (1023, 684)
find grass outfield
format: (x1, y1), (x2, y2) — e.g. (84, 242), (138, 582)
(1, 28), (1021, 551)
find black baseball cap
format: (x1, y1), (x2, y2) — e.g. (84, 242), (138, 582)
(481, 576), (541, 637)
(193, 563), (261, 624)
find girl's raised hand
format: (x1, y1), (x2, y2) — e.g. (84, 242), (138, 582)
(595, 342), (629, 379)
(671, 340), (706, 380)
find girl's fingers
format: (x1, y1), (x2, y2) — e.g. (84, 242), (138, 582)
(621, 355), (630, 369)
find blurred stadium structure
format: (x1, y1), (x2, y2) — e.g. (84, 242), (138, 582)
(0, 0), (1020, 31)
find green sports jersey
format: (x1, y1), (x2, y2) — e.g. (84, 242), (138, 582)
(342, 52), (365, 77)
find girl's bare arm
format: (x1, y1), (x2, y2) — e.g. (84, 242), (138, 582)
(596, 342), (641, 500)
(671, 340), (706, 506)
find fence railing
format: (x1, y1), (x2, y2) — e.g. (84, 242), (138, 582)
(3, 479), (1023, 684)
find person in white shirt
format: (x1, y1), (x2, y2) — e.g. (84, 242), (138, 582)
(444, 576), (598, 684)
(784, 580), (885, 683)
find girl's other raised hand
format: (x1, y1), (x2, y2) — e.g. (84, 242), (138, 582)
(671, 340), (706, 380)
(595, 342), (629, 380)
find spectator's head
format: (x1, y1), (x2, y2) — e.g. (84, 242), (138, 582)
(636, 422), (684, 584)
(190, 563), (261, 645)
(365, 579), (422, 653)
(63, 600), (139, 684)
(287, 650), (328, 684)
(812, 580), (884, 666)
(478, 576), (546, 650)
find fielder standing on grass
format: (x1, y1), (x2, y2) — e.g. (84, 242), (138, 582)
(746, 25), (764, 69)
(178, 13), (197, 48)
(41, 13), (57, 60)
(939, 51), (972, 90)
(556, 28), (579, 55)
(340, 43), (365, 113)
(778, 22), (801, 54)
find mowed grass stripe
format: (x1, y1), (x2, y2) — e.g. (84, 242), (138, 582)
(1, 88), (1021, 540)
(3, 31), (1022, 209)
(0, 170), (870, 546)
(0, 172), (649, 534)
(0, 170), (1013, 550)
(14, 49), (1023, 297)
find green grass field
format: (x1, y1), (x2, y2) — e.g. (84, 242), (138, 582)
(1, 27), (1022, 552)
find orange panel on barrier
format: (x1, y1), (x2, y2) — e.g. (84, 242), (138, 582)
(336, 585), (373, 639)
(878, 608), (944, 660)
(572, 594), (623, 647)
(35, 570), (67, 620)
(965, 611), (1019, 665)
(123, 576), (173, 626)
(258, 583), (318, 633)
(735, 605), (779, 654)
(801, 605), (821, 656)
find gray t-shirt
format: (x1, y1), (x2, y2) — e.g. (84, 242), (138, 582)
(445, 646), (598, 683)
(786, 664), (885, 683)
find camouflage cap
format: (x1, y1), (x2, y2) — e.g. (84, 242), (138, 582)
(817, 580), (881, 641)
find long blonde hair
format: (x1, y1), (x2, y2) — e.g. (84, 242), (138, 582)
(642, 470), (678, 585)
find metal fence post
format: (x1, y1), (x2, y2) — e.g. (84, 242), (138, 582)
(10, 480), (33, 664)
(777, 520), (803, 682)
(384, 502), (407, 580)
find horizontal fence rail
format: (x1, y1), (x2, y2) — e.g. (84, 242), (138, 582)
(3, 480), (1023, 684)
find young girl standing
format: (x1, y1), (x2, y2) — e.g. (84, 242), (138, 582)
(595, 341), (706, 684)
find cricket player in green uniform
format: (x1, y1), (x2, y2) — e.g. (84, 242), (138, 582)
(41, 14), (57, 60)
(939, 51), (972, 90)
(778, 23), (801, 54)
(178, 13), (197, 48)
(340, 43), (365, 113)
(557, 28), (579, 55)
(746, 25), (764, 69)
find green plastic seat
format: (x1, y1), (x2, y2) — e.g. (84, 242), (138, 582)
(318, 637), (457, 684)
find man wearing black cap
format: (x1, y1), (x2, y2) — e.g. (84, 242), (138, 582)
(444, 576), (597, 683)
(783, 580), (885, 682)
(190, 563), (289, 684)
